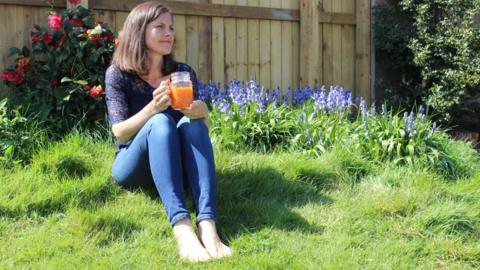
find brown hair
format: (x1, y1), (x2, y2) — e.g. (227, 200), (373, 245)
(112, 1), (176, 75)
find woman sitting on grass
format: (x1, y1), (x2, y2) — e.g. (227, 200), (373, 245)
(104, 1), (231, 262)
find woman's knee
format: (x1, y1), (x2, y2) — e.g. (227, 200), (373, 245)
(178, 118), (207, 136)
(147, 113), (176, 136)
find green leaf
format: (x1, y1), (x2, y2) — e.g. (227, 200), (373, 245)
(5, 145), (14, 158)
(75, 80), (88, 86)
(61, 77), (73, 83)
(21, 46), (31, 57)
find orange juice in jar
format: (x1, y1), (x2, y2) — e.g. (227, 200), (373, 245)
(170, 71), (193, 109)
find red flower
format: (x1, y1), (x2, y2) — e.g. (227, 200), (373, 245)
(89, 85), (103, 97)
(82, 85), (91, 91)
(68, 18), (83, 27)
(17, 57), (32, 72)
(51, 79), (59, 88)
(32, 30), (53, 45)
(68, 0), (81, 5)
(1, 70), (25, 85)
(48, 13), (63, 30)
(102, 33), (114, 42)
(43, 31), (53, 45)
(89, 34), (101, 47)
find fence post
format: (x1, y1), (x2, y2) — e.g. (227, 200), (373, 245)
(355, 0), (371, 103)
(67, 0), (89, 9)
(300, 0), (321, 87)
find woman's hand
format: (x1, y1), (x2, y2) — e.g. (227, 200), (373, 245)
(180, 100), (209, 120)
(151, 79), (171, 113)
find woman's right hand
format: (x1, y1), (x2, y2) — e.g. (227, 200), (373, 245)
(151, 79), (171, 113)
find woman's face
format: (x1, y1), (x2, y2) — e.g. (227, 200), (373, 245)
(145, 12), (174, 56)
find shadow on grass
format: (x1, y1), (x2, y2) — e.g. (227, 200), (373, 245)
(215, 166), (333, 240)
(1, 180), (120, 219)
(81, 214), (142, 247)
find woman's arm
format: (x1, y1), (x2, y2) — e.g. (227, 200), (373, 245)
(112, 80), (172, 144)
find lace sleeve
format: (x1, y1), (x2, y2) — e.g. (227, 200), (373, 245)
(105, 65), (129, 126)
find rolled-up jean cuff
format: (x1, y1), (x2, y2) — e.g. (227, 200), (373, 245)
(196, 214), (216, 224)
(170, 213), (191, 226)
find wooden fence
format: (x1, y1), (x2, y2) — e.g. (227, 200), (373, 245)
(0, 0), (371, 102)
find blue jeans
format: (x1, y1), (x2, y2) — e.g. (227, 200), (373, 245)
(111, 110), (217, 226)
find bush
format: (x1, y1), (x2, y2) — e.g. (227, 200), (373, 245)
(400, 0), (480, 126)
(0, 98), (47, 166)
(375, 0), (480, 129)
(1, 6), (116, 134)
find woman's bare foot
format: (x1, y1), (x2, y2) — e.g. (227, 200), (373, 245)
(173, 218), (211, 262)
(197, 219), (232, 259)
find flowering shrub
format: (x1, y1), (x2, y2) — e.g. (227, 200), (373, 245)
(199, 81), (453, 171)
(1, 5), (116, 132)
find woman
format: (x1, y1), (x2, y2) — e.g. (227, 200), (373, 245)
(105, 1), (231, 262)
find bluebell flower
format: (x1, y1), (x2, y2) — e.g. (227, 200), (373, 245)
(418, 105), (425, 122)
(360, 98), (367, 118)
(312, 86), (327, 113)
(282, 88), (291, 105)
(426, 122), (437, 140)
(381, 103), (387, 118)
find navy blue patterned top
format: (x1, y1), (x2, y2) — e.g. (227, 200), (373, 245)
(105, 62), (199, 151)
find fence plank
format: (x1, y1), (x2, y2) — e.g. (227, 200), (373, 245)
(224, 0), (236, 85)
(197, 0), (211, 82)
(258, 0), (270, 89)
(0, 5), (7, 71)
(115, 11), (128, 33)
(186, 4), (200, 78)
(173, 0), (187, 63)
(317, 0), (323, 87)
(211, 0), (224, 85)
(236, 0), (247, 81)
(322, 0), (333, 87)
(270, 0), (282, 91)
(281, 0), (292, 91)
(355, 0), (371, 102)
(300, 0), (320, 87)
(332, 0), (342, 85)
(290, 0), (299, 89)
(247, 0), (259, 82)
(341, 0), (354, 91)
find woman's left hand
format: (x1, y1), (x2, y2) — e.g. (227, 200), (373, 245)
(179, 100), (209, 120)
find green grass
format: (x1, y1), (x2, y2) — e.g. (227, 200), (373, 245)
(1, 134), (479, 269)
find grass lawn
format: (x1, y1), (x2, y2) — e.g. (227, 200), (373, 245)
(1, 134), (479, 269)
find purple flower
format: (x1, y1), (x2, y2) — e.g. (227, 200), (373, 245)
(360, 98), (367, 118)
(381, 103), (387, 118)
(419, 105), (425, 122)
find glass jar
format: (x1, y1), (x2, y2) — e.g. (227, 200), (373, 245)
(170, 71), (193, 109)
